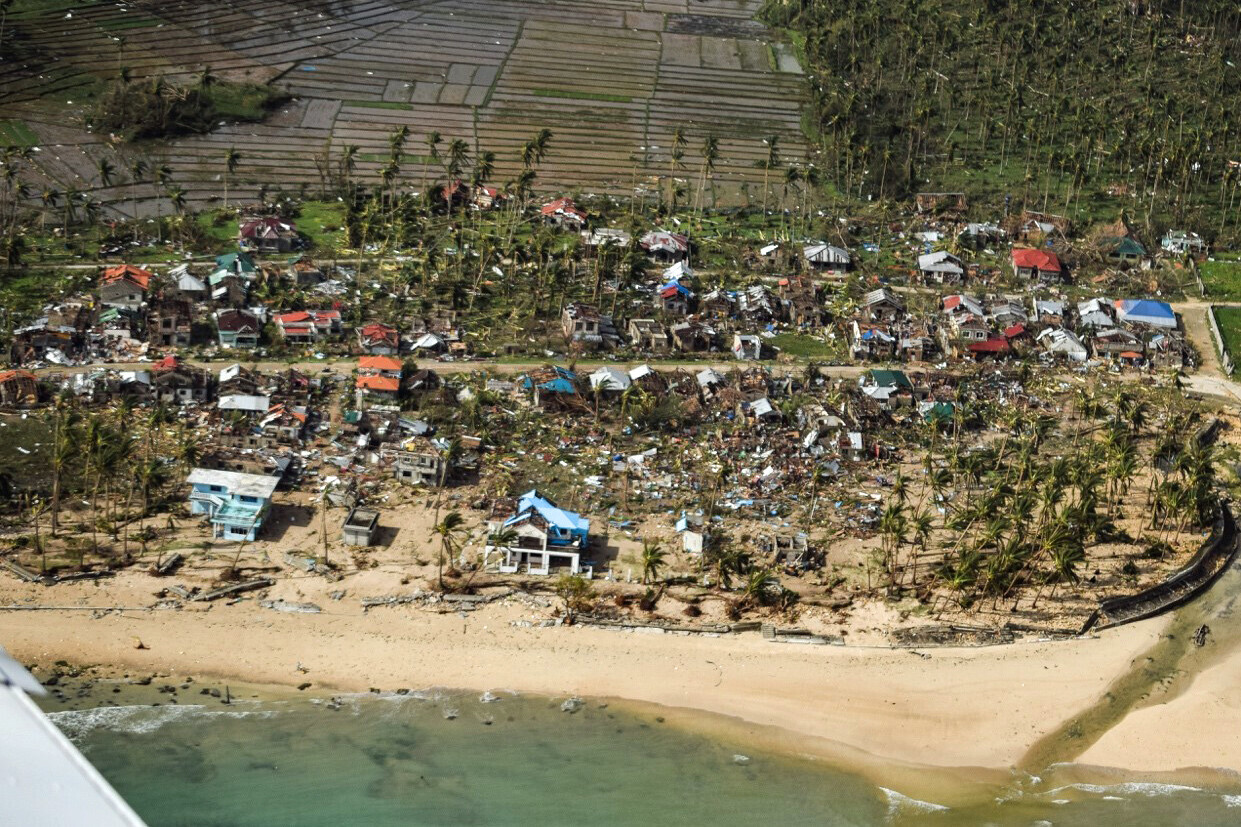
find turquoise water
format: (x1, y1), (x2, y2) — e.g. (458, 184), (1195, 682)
(49, 692), (1241, 826)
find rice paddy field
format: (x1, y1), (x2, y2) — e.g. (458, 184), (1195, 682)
(2, 0), (809, 216)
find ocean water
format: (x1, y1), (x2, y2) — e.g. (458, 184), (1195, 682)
(49, 691), (1241, 827)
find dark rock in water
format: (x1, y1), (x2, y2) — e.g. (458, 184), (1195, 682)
(210, 689), (221, 698)
(43, 675), (59, 687)
(134, 676), (153, 686)
(396, 688), (410, 695)
(112, 687), (121, 694)
(200, 688), (211, 695)
(298, 682), (312, 691)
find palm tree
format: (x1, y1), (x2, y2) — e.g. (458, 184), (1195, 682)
(47, 397), (77, 535)
(39, 186), (59, 234)
(667, 126), (687, 211)
(696, 134), (719, 219)
(422, 130), (442, 191)
(759, 134), (780, 213)
(96, 156), (116, 189)
(433, 510), (466, 590)
(740, 568), (776, 609)
(640, 539), (666, 584)
(444, 139), (470, 184)
(222, 147), (241, 208)
(338, 144), (359, 195)
(127, 158), (147, 238)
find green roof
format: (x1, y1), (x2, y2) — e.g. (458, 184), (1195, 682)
(216, 251), (257, 273)
(923, 402), (956, 423)
(1107, 236), (1146, 256)
(867, 369), (911, 389)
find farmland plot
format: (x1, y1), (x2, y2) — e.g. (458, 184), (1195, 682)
(3, 0), (807, 216)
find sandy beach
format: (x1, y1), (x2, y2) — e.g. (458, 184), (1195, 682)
(0, 567), (1183, 786)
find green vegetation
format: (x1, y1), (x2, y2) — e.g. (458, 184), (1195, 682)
(1212, 307), (1241, 374)
(90, 76), (290, 140)
(532, 89), (632, 104)
(768, 333), (839, 360)
(762, 0), (1241, 234)
(1200, 260), (1241, 300)
(0, 119), (39, 147)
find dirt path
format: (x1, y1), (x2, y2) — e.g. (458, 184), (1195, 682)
(1171, 300), (1241, 402)
(32, 357), (868, 380)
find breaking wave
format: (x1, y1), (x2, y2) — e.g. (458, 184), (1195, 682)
(48, 703), (276, 742)
(879, 786), (949, 818)
(1040, 781), (1203, 798)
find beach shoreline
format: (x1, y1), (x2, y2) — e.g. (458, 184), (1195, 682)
(6, 568), (1223, 798)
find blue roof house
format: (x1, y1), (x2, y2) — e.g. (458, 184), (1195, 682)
(488, 489), (591, 575)
(520, 366), (579, 407)
(1114, 299), (1177, 329)
(187, 468), (278, 541)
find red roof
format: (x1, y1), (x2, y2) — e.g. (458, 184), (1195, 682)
(1011, 248), (1062, 272)
(102, 264), (152, 290)
(152, 355), (180, 371)
(277, 311), (312, 324)
(356, 375), (400, 392)
(1003, 323), (1027, 339)
(358, 356), (402, 372)
(1119, 350), (1143, 359)
(967, 338), (1010, 353)
(240, 217), (295, 239)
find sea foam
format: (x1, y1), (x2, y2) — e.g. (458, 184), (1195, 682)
(48, 703), (274, 742)
(879, 786), (949, 817)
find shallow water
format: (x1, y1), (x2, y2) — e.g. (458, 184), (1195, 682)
(50, 691), (1241, 826)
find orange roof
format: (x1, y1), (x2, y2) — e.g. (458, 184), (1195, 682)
(1011, 248), (1061, 272)
(0, 369), (36, 383)
(358, 356), (402, 371)
(102, 264), (153, 290)
(357, 375), (400, 392)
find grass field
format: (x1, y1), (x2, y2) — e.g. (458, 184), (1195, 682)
(0, 119), (39, 146)
(768, 333), (842, 360)
(1201, 260), (1241, 300)
(1213, 306), (1241, 375)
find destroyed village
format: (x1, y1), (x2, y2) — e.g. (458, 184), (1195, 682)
(1, 146), (1237, 647)
(10, 1), (1241, 822)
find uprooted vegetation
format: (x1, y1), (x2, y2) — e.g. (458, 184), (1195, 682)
(90, 75), (291, 141)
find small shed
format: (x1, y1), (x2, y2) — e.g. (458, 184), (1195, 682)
(342, 506), (379, 546)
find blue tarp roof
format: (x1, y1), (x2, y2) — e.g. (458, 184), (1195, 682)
(1115, 299), (1176, 326)
(520, 366), (578, 394)
(506, 489), (590, 534)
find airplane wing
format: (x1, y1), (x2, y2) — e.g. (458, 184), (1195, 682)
(0, 646), (147, 826)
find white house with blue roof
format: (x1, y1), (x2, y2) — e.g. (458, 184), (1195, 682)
(487, 489), (591, 575)
(187, 468), (278, 541)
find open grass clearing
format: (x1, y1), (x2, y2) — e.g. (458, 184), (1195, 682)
(0, 120), (40, 147)
(1213, 306), (1241, 375)
(1201, 260), (1241, 301)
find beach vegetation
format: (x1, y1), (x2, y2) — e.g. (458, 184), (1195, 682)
(554, 574), (595, 623)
